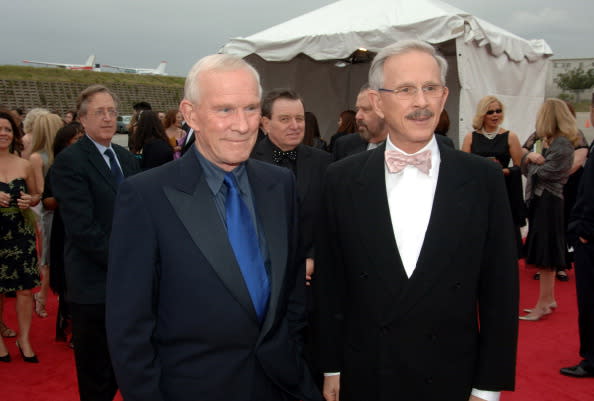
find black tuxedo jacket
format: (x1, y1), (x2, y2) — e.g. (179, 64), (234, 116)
(314, 136), (518, 401)
(51, 134), (140, 304)
(106, 149), (322, 401)
(332, 132), (368, 161)
(251, 137), (332, 258)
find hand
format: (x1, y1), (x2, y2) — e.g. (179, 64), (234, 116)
(0, 191), (10, 207)
(502, 167), (510, 176)
(526, 152), (545, 165)
(488, 157), (502, 166)
(469, 396), (487, 401)
(323, 374), (340, 401)
(579, 236), (588, 244)
(305, 258), (314, 286)
(17, 191), (33, 209)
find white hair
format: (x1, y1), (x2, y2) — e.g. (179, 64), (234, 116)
(184, 54), (262, 103)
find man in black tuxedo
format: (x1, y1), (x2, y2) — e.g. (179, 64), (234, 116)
(251, 89), (332, 284)
(315, 40), (518, 401)
(51, 85), (141, 401)
(106, 55), (321, 401)
(333, 84), (388, 161)
(562, 94), (594, 378)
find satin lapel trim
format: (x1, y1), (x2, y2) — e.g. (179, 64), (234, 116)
(248, 161), (287, 338)
(164, 156), (258, 323)
(82, 136), (117, 192)
(390, 144), (474, 319)
(354, 146), (407, 299)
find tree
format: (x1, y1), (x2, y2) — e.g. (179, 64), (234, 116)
(554, 67), (594, 102)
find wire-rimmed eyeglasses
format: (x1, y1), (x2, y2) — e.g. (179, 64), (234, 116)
(378, 84), (446, 99)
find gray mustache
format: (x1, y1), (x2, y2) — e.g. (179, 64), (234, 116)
(406, 109), (434, 120)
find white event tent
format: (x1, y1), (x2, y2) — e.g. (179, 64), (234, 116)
(220, 0), (553, 146)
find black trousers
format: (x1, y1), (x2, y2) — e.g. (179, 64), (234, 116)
(573, 242), (594, 366)
(71, 303), (118, 401)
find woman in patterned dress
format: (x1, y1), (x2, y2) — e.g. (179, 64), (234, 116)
(0, 111), (41, 362)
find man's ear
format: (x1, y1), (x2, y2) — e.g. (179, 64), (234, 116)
(180, 99), (198, 132)
(369, 90), (385, 120)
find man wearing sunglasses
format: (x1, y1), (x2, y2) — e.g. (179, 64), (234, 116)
(315, 40), (518, 401)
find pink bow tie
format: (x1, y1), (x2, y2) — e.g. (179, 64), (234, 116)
(385, 149), (432, 174)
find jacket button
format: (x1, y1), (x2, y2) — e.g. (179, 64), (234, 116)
(425, 377), (434, 384)
(359, 272), (368, 279)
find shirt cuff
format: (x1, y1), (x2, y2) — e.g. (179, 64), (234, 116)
(471, 388), (500, 401)
(323, 372), (340, 377)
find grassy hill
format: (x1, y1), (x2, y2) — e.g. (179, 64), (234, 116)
(0, 65), (185, 115)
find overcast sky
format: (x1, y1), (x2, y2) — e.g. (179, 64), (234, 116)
(2, 0), (592, 77)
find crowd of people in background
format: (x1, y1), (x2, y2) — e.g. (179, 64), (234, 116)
(0, 39), (593, 401)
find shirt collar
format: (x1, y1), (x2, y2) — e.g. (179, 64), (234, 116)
(193, 146), (249, 196)
(86, 134), (113, 155)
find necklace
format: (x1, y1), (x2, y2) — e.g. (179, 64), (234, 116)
(481, 127), (499, 140)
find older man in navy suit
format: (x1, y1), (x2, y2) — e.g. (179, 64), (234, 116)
(106, 55), (321, 401)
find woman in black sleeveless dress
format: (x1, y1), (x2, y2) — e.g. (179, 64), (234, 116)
(462, 95), (525, 256)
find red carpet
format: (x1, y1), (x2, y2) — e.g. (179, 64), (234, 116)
(0, 263), (591, 401)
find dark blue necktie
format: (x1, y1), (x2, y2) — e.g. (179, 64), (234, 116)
(104, 148), (124, 186)
(223, 172), (270, 322)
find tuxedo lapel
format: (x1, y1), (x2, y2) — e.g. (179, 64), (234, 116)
(389, 142), (477, 319)
(247, 160), (289, 338)
(352, 145), (408, 299)
(163, 152), (258, 323)
(295, 144), (312, 202)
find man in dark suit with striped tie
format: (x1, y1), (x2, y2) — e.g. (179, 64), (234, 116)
(51, 84), (141, 401)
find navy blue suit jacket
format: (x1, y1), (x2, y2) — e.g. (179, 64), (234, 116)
(106, 149), (321, 401)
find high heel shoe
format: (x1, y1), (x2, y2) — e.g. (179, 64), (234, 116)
(0, 353), (10, 362)
(523, 302), (558, 313)
(519, 307), (553, 321)
(16, 341), (39, 363)
(34, 293), (48, 318)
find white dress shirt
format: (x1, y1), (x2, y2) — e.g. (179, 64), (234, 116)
(86, 134), (122, 171)
(385, 135), (439, 278)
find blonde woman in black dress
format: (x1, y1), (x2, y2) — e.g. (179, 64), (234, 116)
(462, 95), (525, 254)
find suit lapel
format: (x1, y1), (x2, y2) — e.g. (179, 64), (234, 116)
(247, 160), (288, 337)
(81, 135), (118, 192)
(164, 152), (259, 322)
(352, 145), (408, 300)
(113, 145), (138, 177)
(295, 144), (312, 202)
(388, 141), (476, 319)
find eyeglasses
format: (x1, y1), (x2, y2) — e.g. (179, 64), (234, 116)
(378, 84), (446, 99)
(486, 109), (502, 115)
(91, 109), (118, 118)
